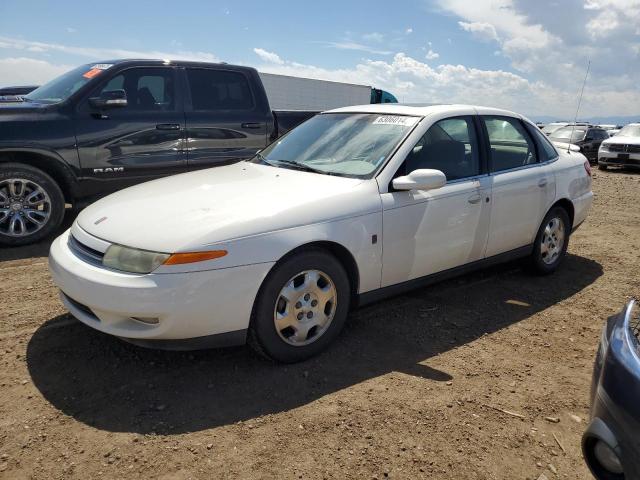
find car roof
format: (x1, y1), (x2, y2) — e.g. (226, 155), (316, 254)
(325, 103), (521, 118)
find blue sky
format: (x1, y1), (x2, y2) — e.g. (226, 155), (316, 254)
(1, 0), (639, 118)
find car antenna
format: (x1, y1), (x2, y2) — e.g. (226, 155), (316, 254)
(568, 60), (591, 153)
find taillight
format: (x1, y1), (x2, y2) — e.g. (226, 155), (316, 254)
(584, 160), (592, 177)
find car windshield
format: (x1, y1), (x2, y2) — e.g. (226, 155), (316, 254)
(24, 63), (111, 104)
(617, 125), (640, 137)
(550, 127), (586, 143)
(252, 113), (420, 178)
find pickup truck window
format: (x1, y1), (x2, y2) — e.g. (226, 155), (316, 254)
(255, 113), (419, 178)
(98, 68), (176, 111)
(186, 69), (254, 111)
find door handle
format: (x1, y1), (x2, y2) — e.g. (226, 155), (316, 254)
(241, 122), (262, 129)
(156, 123), (180, 130)
(467, 194), (481, 204)
(538, 178), (548, 188)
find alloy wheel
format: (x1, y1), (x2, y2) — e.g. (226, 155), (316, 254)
(540, 216), (565, 265)
(0, 178), (52, 237)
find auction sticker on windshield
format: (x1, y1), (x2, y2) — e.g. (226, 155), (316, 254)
(372, 116), (419, 126)
(82, 64), (113, 79)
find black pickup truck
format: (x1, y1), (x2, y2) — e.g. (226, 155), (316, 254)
(0, 59), (317, 246)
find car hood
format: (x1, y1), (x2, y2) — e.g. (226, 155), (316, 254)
(603, 136), (640, 146)
(77, 162), (380, 252)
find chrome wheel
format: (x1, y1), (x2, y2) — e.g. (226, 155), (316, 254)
(0, 178), (52, 237)
(273, 269), (337, 346)
(540, 216), (565, 265)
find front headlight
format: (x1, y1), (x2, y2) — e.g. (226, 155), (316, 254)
(103, 245), (170, 274)
(600, 143), (609, 152)
(102, 245), (229, 274)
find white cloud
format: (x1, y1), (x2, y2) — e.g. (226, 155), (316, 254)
(438, 0), (640, 109)
(0, 36), (219, 62)
(458, 21), (500, 42)
(406, 28), (414, 34)
(362, 32), (384, 43)
(0, 57), (72, 86)
(586, 9), (620, 38)
(318, 41), (392, 55)
(252, 49), (635, 116)
(425, 49), (440, 60)
(253, 48), (284, 64)
(66, 27), (76, 33)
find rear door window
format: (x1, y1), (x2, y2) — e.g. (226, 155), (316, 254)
(483, 116), (537, 172)
(186, 69), (255, 111)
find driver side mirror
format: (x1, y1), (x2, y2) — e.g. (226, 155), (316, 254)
(392, 168), (446, 191)
(89, 89), (127, 109)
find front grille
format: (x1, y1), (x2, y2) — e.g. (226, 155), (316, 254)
(607, 144), (640, 153)
(68, 234), (105, 266)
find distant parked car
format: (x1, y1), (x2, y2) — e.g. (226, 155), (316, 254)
(598, 123), (640, 170)
(49, 104), (593, 362)
(541, 122), (569, 136)
(582, 299), (640, 479)
(0, 85), (39, 103)
(549, 125), (609, 163)
(0, 85), (38, 96)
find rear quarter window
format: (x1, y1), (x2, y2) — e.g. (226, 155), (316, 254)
(526, 123), (559, 162)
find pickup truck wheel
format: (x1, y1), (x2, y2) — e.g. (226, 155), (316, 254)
(528, 206), (570, 275)
(0, 163), (65, 246)
(248, 249), (351, 363)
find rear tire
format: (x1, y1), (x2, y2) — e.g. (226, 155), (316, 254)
(248, 249), (351, 363)
(528, 206), (570, 275)
(0, 163), (65, 246)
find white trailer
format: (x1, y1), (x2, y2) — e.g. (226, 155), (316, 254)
(258, 72), (374, 111)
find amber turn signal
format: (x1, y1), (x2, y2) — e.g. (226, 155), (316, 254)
(163, 250), (228, 265)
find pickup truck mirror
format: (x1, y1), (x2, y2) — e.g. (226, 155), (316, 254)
(89, 89), (127, 109)
(392, 168), (446, 191)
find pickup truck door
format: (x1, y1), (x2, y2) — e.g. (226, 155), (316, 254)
(74, 66), (186, 193)
(182, 67), (268, 168)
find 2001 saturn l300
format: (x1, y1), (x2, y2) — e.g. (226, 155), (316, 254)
(49, 104), (593, 362)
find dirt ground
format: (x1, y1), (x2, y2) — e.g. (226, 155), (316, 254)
(1, 169), (639, 480)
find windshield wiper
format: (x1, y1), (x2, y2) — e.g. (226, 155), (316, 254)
(272, 159), (337, 176)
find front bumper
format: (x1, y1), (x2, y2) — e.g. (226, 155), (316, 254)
(598, 150), (640, 168)
(48, 229), (274, 346)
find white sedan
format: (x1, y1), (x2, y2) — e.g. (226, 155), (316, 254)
(49, 104), (593, 362)
(597, 123), (640, 170)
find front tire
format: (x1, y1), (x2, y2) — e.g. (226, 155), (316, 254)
(249, 249), (351, 363)
(0, 163), (65, 246)
(598, 163), (607, 171)
(528, 206), (570, 275)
